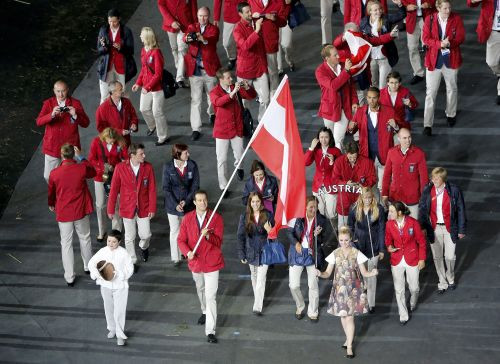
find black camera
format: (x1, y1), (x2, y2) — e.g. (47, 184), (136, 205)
(186, 32), (198, 43)
(59, 106), (70, 112)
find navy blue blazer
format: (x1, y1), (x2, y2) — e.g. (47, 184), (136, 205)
(162, 159), (200, 216)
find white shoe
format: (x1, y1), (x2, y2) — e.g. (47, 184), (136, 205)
(107, 331), (115, 339)
(117, 337), (126, 346)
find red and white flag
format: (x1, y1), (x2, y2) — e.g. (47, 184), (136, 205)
(250, 76), (306, 239)
(344, 30), (372, 77)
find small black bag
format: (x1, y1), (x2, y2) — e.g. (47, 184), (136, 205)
(147, 64), (177, 99)
(288, 1), (311, 29)
(237, 93), (254, 138)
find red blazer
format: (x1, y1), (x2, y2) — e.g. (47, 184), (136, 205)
(379, 86), (418, 125)
(402, 0), (436, 34)
(467, 0), (496, 43)
(248, 0), (288, 53)
(178, 209), (225, 273)
(423, 11), (465, 71)
(95, 97), (139, 145)
(108, 27), (125, 74)
(48, 159), (96, 222)
(158, 0), (198, 33)
(183, 22), (222, 77)
(107, 160), (157, 219)
(36, 97), (90, 158)
(332, 155), (377, 215)
(430, 185), (451, 232)
(344, 0), (387, 25)
(304, 146), (342, 193)
(210, 83), (257, 139)
(381, 145), (428, 205)
(352, 104), (409, 165)
(234, 19), (268, 79)
(88, 137), (128, 183)
(214, 0), (241, 24)
(385, 216), (426, 266)
(136, 48), (164, 92)
(315, 62), (358, 122)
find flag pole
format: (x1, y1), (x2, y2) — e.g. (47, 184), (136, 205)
(192, 76), (289, 254)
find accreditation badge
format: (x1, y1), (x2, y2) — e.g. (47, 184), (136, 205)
(143, 178), (148, 186)
(409, 227), (414, 236)
(409, 164), (415, 173)
(188, 171), (193, 179)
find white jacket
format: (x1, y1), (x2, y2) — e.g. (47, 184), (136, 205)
(89, 246), (134, 289)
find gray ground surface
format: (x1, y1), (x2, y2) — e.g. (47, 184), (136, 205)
(0, 0), (499, 363)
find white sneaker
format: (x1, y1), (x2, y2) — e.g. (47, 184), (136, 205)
(117, 337), (125, 346)
(107, 331), (115, 339)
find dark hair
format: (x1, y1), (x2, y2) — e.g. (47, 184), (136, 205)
(107, 229), (122, 242)
(237, 2), (250, 13)
(172, 143), (188, 159)
(344, 141), (359, 154)
(61, 143), (75, 159)
(216, 67), (231, 79)
(386, 71), (402, 83)
(250, 160), (266, 175)
(316, 127), (335, 148)
(306, 195), (318, 206)
(194, 189), (208, 201)
(391, 201), (410, 216)
(367, 86), (380, 95)
(107, 8), (121, 18)
(128, 143), (145, 156)
(245, 192), (269, 233)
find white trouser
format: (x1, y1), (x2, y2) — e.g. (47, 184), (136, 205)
(364, 256), (379, 308)
(249, 264), (269, 312)
(278, 25), (293, 71)
(238, 75), (270, 122)
(320, 0), (334, 44)
(370, 58), (392, 90)
(94, 181), (122, 238)
(430, 224), (456, 290)
(58, 216), (93, 283)
(192, 270), (219, 335)
(99, 65), (126, 104)
(339, 0), (344, 15)
(486, 30), (500, 95)
(391, 258), (420, 321)
(407, 17), (425, 77)
(403, 203), (419, 220)
(289, 264), (319, 318)
(167, 31), (188, 82)
(338, 214), (349, 231)
(189, 71), (217, 132)
(44, 155), (61, 183)
(323, 110), (348, 151)
(101, 286), (128, 339)
(140, 90), (168, 143)
(374, 157), (385, 193)
(266, 53), (279, 97)
(122, 215), (151, 264)
(215, 137), (244, 190)
(314, 191), (337, 220)
(167, 214), (183, 262)
(222, 22), (237, 60)
(423, 65), (458, 127)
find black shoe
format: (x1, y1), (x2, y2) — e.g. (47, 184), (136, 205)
(222, 190), (231, 199)
(96, 236), (104, 243)
(437, 288), (446, 294)
(173, 261), (181, 268)
(278, 69), (284, 77)
(423, 127), (432, 136)
(176, 80), (188, 88)
(84, 270), (90, 275)
(155, 138), (169, 146)
(342, 344), (348, 349)
(497, 95), (500, 105)
(227, 59), (236, 71)
(141, 248), (149, 262)
(400, 320), (408, 326)
(346, 348), (355, 359)
(147, 127), (156, 136)
(448, 283), (456, 290)
(237, 169), (244, 181)
(191, 131), (201, 141)
(295, 311), (305, 320)
(67, 281), (75, 287)
(207, 334), (218, 343)
(289, 64), (295, 72)
(133, 264), (139, 273)
(410, 306), (416, 313)
(332, 2), (340, 13)
(210, 114), (216, 125)
(369, 307), (375, 314)
(447, 116), (457, 127)
(253, 310), (263, 316)
(198, 314), (206, 325)
(309, 316), (319, 323)
(410, 75), (424, 85)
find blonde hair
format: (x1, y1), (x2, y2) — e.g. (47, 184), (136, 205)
(140, 27), (159, 50)
(321, 44), (335, 59)
(431, 167), (448, 182)
(354, 187), (379, 222)
(367, 0), (384, 33)
(338, 226), (352, 239)
(99, 127), (126, 147)
(436, 0), (451, 8)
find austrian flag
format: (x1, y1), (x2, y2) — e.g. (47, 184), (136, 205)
(249, 76), (306, 239)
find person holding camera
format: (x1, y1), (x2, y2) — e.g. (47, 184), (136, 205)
(96, 9), (135, 104)
(88, 128), (128, 243)
(183, 6), (221, 141)
(95, 81), (138, 146)
(36, 80), (90, 183)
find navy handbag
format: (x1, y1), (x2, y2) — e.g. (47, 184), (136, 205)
(288, 1), (311, 29)
(289, 247), (315, 266)
(260, 240), (287, 265)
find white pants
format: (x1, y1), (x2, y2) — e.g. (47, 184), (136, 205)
(101, 286), (128, 339)
(222, 22), (237, 60)
(423, 65), (458, 127)
(364, 256), (379, 308)
(430, 225), (456, 290)
(374, 157), (385, 193)
(323, 110), (349, 150)
(122, 215), (151, 264)
(99, 66), (126, 104)
(278, 25), (293, 71)
(94, 181), (122, 238)
(289, 264), (319, 318)
(238, 74), (270, 122)
(167, 214), (183, 262)
(44, 155), (61, 183)
(314, 191), (337, 220)
(249, 264), (268, 312)
(140, 90), (168, 143)
(167, 31), (188, 82)
(370, 58), (392, 90)
(338, 214), (348, 231)
(266, 53), (279, 97)
(189, 71), (217, 132)
(320, 0), (334, 44)
(215, 137), (244, 190)
(192, 270), (219, 335)
(407, 17), (425, 77)
(486, 30), (500, 95)
(58, 216), (93, 283)
(391, 259), (420, 321)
